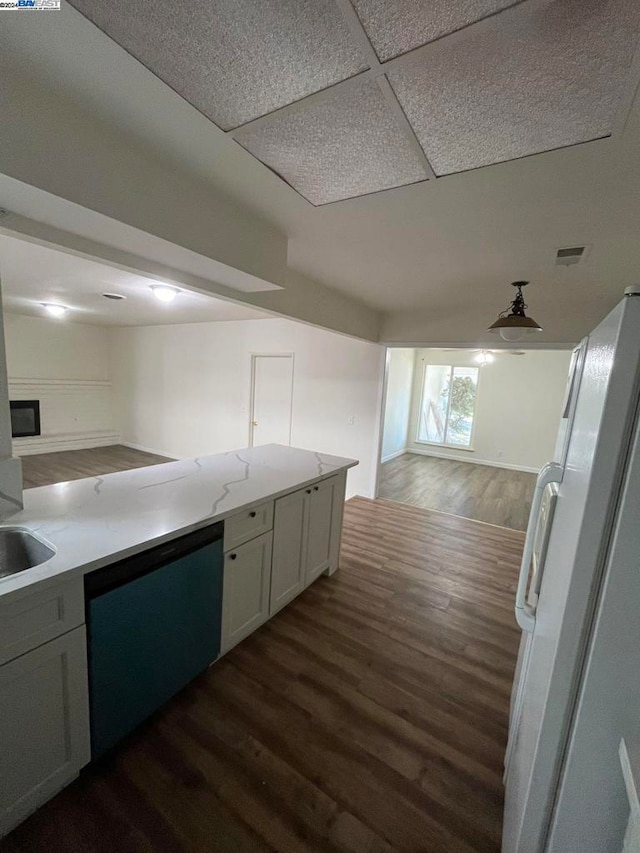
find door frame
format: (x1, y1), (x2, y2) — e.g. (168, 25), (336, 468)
(248, 353), (295, 448)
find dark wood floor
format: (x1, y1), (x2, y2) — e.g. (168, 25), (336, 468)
(4, 497), (522, 853)
(21, 445), (174, 489)
(379, 454), (536, 531)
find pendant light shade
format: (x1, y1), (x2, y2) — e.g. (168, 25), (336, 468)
(488, 281), (543, 341)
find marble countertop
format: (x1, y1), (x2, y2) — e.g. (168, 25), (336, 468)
(0, 444), (358, 600)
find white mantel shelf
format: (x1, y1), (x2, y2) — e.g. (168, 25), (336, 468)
(0, 444), (358, 600)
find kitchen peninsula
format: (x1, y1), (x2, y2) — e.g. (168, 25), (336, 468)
(0, 443), (357, 836)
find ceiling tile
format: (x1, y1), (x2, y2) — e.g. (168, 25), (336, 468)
(234, 81), (430, 205)
(388, 0), (640, 176)
(351, 0), (519, 61)
(67, 0), (369, 130)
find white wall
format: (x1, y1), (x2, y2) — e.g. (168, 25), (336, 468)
(1, 62), (381, 342)
(4, 313), (118, 454)
(110, 318), (385, 498)
(405, 349), (572, 472)
(0, 292), (23, 516)
(381, 348), (414, 462)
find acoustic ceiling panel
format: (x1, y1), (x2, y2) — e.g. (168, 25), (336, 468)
(234, 81), (430, 204)
(67, 0), (368, 130)
(388, 0), (640, 175)
(350, 0), (519, 61)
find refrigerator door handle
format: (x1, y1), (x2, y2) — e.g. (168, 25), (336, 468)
(515, 462), (564, 632)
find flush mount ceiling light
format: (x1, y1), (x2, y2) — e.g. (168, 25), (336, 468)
(487, 281), (543, 342)
(475, 350), (495, 366)
(150, 285), (180, 304)
(41, 303), (69, 318)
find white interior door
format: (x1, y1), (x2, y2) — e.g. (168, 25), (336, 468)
(250, 354), (294, 448)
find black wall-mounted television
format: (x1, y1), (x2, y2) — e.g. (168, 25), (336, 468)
(10, 400), (41, 438)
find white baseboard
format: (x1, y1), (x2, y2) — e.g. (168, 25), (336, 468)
(381, 448), (407, 464)
(120, 440), (176, 459)
(407, 447), (539, 474)
(13, 431), (120, 456)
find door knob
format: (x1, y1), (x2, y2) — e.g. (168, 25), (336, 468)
(252, 420), (258, 427)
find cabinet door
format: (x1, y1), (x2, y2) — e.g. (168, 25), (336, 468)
(0, 626), (90, 837)
(270, 488), (307, 616)
(305, 476), (341, 586)
(221, 531), (272, 654)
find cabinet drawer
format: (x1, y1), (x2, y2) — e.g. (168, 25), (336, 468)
(224, 501), (274, 552)
(0, 580), (84, 666)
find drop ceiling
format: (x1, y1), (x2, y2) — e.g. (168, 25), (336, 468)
(0, 235), (273, 327)
(67, 0), (640, 205)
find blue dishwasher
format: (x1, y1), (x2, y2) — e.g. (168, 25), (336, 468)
(85, 522), (223, 759)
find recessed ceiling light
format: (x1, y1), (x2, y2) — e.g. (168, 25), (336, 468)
(150, 284), (180, 303)
(102, 292), (127, 300)
(41, 303), (68, 318)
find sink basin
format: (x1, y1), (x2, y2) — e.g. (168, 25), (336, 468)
(0, 527), (56, 578)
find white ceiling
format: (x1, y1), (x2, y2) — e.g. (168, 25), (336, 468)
(0, 235), (272, 326)
(65, 0), (640, 205)
(1, 2), (640, 344)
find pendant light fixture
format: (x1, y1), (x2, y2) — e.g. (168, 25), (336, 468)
(487, 281), (543, 342)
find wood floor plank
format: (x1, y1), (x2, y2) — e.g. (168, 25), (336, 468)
(21, 445), (174, 489)
(378, 454), (536, 531)
(5, 496), (523, 852)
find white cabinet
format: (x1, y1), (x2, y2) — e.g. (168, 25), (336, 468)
(270, 488), (307, 615)
(270, 472), (347, 615)
(223, 471), (347, 638)
(223, 500), (274, 552)
(304, 476), (343, 585)
(0, 580), (84, 667)
(221, 531), (273, 653)
(0, 626), (90, 837)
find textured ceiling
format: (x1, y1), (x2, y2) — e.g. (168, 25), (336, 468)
(235, 80), (429, 205)
(64, 0), (368, 131)
(388, 0), (640, 175)
(350, 0), (520, 60)
(54, 0), (640, 204)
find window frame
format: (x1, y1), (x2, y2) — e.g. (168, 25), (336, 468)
(415, 362), (479, 451)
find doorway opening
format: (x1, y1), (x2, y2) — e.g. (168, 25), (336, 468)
(377, 347), (573, 530)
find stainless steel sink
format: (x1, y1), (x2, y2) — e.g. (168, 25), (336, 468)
(0, 527), (56, 578)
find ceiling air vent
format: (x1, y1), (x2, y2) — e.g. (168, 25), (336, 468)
(102, 292), (127, 300)
(555, 246), (587, 267)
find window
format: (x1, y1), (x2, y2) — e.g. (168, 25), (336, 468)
(417, 364), (478, 447)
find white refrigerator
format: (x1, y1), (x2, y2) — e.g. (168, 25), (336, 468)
(503, 288), (640, 853)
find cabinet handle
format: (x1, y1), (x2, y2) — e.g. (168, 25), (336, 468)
(229, 553), (237, 560)
(306, 489), (312, 494)
(313, 486), (319, 491)
(249, 511), (256, 518)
